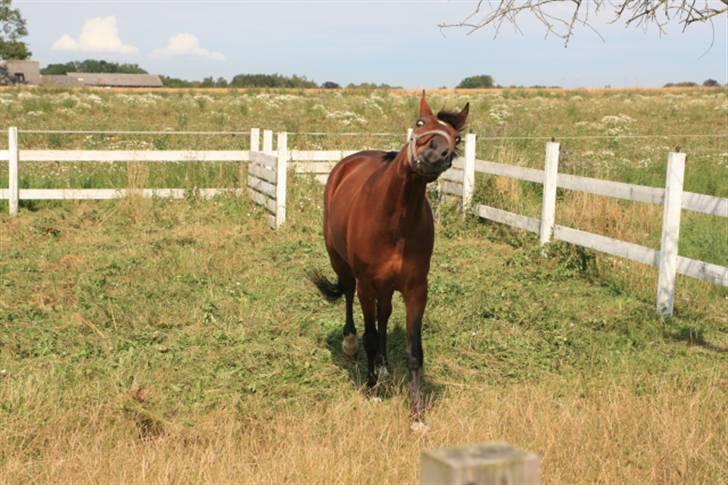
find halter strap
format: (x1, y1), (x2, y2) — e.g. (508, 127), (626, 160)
(407, 128), (456, 170)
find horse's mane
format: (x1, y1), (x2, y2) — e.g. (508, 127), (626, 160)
(382, 151), (398, 162)
(436, 110), (465, 132)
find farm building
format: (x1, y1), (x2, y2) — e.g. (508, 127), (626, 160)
(0, 59), (163, 87)
(64, 72), (163, 88)
(3, 60), (42, 84)
(43, 72), (163, 88)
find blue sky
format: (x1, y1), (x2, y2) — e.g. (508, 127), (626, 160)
(15, 0), (728, 87)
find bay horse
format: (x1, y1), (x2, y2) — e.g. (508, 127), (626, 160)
(309, 92), (469, 422)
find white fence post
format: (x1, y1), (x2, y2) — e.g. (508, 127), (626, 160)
(263, 130), (273, 154)
(250, 128), (260, 152)
(8, 127), (19, 216)
(275, 131), (288, 228)
(462, 133), (476, 214)
(539, 141), (560, 247)
(656, 151), (686, 316)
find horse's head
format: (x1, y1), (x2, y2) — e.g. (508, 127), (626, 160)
(408, 91), (469, 180)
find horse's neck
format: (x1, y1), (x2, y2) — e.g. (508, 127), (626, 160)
(378, 152), (428, 230)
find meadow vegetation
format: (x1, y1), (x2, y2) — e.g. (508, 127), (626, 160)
(0, 86), (726, 483)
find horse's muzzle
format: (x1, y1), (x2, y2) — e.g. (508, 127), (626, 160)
(416, 151), (454, 177)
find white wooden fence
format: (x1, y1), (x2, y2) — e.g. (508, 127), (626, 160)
(441, 135), (727, 316)
(2, 127), (727, 315)
(0, 127), (383, 227)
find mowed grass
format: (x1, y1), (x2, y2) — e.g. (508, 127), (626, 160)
(1, 176), (726, 483)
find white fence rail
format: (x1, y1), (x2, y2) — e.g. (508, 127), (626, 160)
(3, 127), (727, 315)
(452, 138), (727, 316)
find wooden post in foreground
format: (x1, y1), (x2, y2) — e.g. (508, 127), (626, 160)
(539, 141), (560, 247)
(462, 133), (476, 215)
(274, 131), (288, 228)
(421, 442), (540, 485)
(8, 127), (19, 216)
(656, 150), (686, 316)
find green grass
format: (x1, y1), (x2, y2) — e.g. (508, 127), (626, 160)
(1, 186), (725, 407)
(1, 178), (726, 482)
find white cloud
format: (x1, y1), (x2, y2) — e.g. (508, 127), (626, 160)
(52, 16), (138, 54)
(151, 33), (225, 61)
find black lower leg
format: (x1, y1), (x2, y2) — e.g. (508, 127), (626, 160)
(363, 324), (379, 387)
(343, 288), (356, 337)
(376, 296), (392, 370)
(408, 325), (424, 418)
(357, 286), (378, 388)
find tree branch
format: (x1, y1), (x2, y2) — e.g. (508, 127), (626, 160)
(439, 1), (728, 46)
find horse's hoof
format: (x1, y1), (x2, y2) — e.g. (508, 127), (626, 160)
(376, 365), (390, 381)
(341, 334), (358, 358)
(410, 420), (429, 434)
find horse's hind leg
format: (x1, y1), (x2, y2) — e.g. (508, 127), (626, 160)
(327, 249), (358, 357)
(342, 285), (357, 357)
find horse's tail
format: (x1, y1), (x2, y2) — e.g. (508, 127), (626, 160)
(306, 269), (345, 302)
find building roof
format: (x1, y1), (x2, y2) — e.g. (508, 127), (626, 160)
(40, 75), (83, 87)
(66, 72), (163, 88)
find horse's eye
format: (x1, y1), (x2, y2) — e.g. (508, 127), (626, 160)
(415, 119), (425, 127)
(455, 136), (462, 144)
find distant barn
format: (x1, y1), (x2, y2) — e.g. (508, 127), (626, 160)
(53, 73), (163, 88)
(66, 72), (162, 88)
(5, 60), (42, 84)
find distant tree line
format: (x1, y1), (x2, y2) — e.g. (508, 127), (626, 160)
(41, 59), (147, 75)
(664, 79), (723, 88)
(158, 73), (401, 89)
(36, 59), (725, 89)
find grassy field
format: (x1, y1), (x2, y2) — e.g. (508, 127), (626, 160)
(1, 87), (727, 483)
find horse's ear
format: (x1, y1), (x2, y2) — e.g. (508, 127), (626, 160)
(452, 102), (470, 130)
(419, 90), (433, 117)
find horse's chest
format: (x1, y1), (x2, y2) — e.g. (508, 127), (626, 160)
(378, 239), (406, 279)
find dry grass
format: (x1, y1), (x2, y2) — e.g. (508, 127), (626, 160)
(1, 373), (724, 484)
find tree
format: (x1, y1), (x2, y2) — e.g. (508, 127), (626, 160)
(41, 59), (147, 75)
(229, 73), (317, 88)
(160, 75), (196, 87)
(322, 81), (341, 89)
(0, 0), (31, 59)
(440, 1), (728, 46)
(703, 78), (719, 87)
(457, 74), (495, 89)
(346, 82), (400, 89)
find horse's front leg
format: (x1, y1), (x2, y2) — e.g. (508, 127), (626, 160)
(376, 289), (393, 379)
(404, 282), (427, 421)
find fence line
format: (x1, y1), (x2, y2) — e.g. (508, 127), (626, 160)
(3, 126), (727, 315)
(442, 136), (727, 316)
